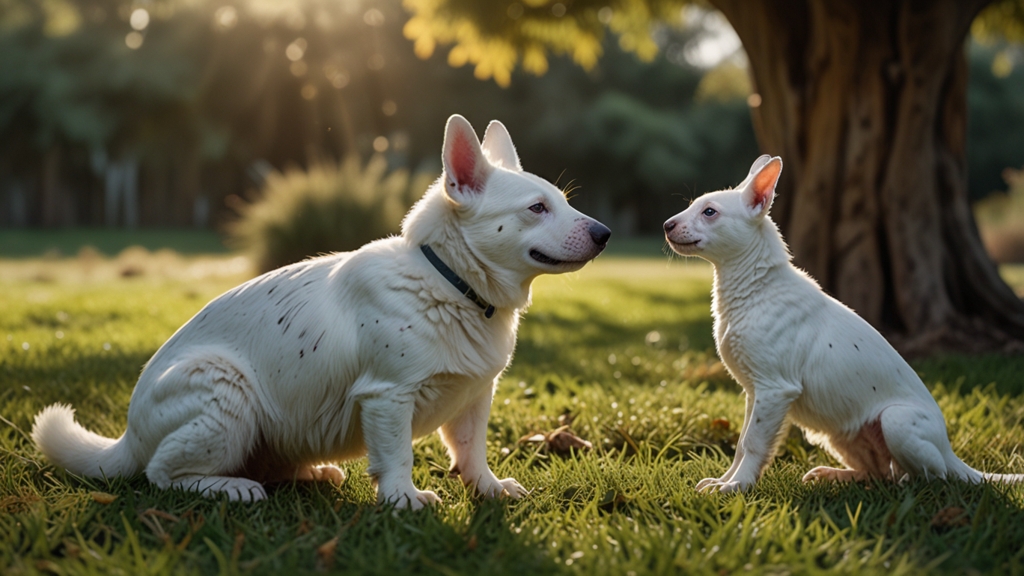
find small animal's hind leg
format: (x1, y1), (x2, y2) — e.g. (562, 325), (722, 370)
(144, 357), (266, 501)
(879, 404), (958, 481)
(288, 464), (346, 484)
(802, 467), (870, 483)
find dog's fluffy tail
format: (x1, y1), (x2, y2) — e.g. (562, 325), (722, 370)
(31, 404), (140, 478)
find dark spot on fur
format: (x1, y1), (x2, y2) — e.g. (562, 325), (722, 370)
(375, 320), (379, 324)
(401, 353), (404, 357)
(828, 343), (832, 348)
(854, 344), (859, 351)
(304, 281), (313, 286)
(313, 331), (325, 352)
(300, 350), (304, 358)
(360, 323), (364, 327)
(498, 225), (503, 232)
(299, 329), (306, 339)
(872, 386), (876, 391)
(269, 287), (275, 295)
(385, 344), (389, 348)
(207, 449), (211, 454)
(278, 316), (284, 324)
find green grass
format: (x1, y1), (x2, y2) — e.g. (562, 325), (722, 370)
(3, 254), (1024, 575)
(0, 228), (228, 258)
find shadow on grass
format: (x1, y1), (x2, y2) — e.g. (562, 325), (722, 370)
(4, 469), (563, 575)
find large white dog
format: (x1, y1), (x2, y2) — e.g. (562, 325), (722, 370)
(33, 115), (611, 507)
(663, 155), (1022, 492)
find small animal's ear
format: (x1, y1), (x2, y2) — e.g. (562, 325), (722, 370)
(742, 156), (782, 216)
(442, 114), (492, 200)
(748, 154), (772, 176)
(481, 120), (521, 171)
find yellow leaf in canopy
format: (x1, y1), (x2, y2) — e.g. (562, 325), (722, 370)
(402, 15), (427, 40)
(572, 36), (601, 70)
(449, 45), (469, 67)
(522, 45), (549, 75)
(414, 35), (436, 59)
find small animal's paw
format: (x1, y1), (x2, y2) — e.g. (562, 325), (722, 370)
(696, 478), (751, 494)
(471, 472), (527, 499)
(312, 464), (346, 485)
(715, 480), (744, 494)
(695, 477), (722, 491)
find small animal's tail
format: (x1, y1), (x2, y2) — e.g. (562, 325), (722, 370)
(981, 472), (1024, 483)
(31, 404), (140, 478)
(947, 458), (1024, 484)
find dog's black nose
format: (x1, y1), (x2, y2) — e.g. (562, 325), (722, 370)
(664, 220), (677, 233)
(589, 222), (611, 246)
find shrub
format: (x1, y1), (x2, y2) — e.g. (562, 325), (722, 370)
(975, 167), (1024, 264)
(229, 156), (435, 273)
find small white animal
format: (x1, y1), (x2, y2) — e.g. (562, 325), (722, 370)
(663, 155), (1022, 492)
(32, 115), (611, 507)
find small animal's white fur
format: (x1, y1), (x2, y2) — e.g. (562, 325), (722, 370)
(32, 115), (610, 507)
(664, 155), (1023, 492)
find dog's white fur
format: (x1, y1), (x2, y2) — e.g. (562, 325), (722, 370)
(32, 115), (610, 507)
(664, 155), (1023, 492)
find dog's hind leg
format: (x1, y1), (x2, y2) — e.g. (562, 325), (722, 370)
(879, 404), (980, 483)
(440, 388), (526, 499)
(142, 356), (267, 501)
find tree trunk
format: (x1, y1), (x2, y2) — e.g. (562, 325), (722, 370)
(711, 0), (1024, 354)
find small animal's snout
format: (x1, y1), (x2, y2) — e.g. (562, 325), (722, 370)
(664, 219), (677, 233)
(588, 222), (611, 246)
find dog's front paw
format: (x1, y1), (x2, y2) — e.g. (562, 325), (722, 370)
(379, 487), (441, 510)
(695, 477), (723, 491)
(471, 472), (528, 499)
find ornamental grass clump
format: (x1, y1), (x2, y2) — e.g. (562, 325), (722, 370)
(230, 156), (434, 272)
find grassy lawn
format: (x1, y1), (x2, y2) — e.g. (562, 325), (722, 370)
(3, 251), (1024, 575)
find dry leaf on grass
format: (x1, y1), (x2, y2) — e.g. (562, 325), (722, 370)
(519, 425), (592, 456)
(931, 506), (970, 531)
(90, 491), (118, 504)
(317, 537), (339, 570)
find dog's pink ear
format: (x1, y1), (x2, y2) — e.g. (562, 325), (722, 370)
(442, 115), (492, 199)
(481, 120), (521, 171)
(743, 156), (782, 216)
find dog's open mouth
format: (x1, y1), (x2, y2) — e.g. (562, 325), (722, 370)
(668, 238), (701, 251)
(530, 249), (567, 266)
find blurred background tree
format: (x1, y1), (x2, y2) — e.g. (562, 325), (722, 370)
(401, 0), (1024, 353)
(2, 0), (1024, 352)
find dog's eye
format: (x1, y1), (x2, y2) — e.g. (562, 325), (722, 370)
(702, 207), (717, 217)
(529, 203), (547, 214)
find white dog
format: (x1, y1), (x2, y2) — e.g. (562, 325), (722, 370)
(32, 115), (611, 507)
(663, 155), (1022, 492)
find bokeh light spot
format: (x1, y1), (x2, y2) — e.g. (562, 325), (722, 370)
(125, 31), (143, 49)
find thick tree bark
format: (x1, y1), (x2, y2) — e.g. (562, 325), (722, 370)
(712, 0), (1024, 354)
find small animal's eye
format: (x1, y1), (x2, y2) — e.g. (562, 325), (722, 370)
(702, 207), (717, 217)
(529, 203), (547, 214)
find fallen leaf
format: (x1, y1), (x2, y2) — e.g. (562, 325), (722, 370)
(519, 425), (592, 456)
(931, 506), (970, 531)
(317, 537), (338, 570)
(90, 491), (118, 505)
(547, 427), (593, 455)
(710, 418), (731, 432)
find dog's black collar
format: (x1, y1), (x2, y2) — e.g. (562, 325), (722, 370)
(420, 244), (495, 319)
